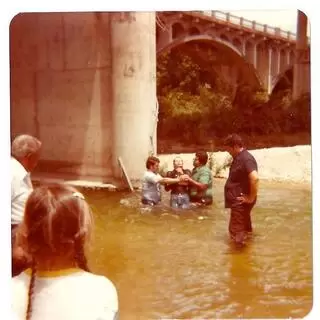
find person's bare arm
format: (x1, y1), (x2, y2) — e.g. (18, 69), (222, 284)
(237, 170), (259, 204)
(186, 177), (208, 190)
(159, 176), (180, 185)
(186, 169), (210, 191)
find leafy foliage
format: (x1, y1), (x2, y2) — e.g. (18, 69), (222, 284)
(157, 42), (311, 149)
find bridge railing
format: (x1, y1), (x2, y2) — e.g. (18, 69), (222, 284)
(200, 10), (298, 41)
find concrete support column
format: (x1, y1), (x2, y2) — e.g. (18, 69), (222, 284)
(279, 49), (288, 73)
(270, 47), (280, 92)
(111, 12), (156, 180)
(244, 41), (256, 68)
(267, 48), (272, 94)
(286, 49), (291, 65)
(277, 49), (281, 73)
(220, 65), (238, 98)
(293, 10), (310, 99)
(289, 50), (295, 65)
(256, 43), (269, 92)
(253, 43), (257, 69)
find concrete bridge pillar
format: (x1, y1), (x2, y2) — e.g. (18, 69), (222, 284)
(256, 42), (270, 92)
(269, 47), (280, 92)
(244, 41), (257, 68)
(293, 10), (310, 99)
(279, 49), (288, 73)
(111, 12), (156, 180)
(219, 65), (238, 98)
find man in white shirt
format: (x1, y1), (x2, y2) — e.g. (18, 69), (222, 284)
(11, 134), (41, 275)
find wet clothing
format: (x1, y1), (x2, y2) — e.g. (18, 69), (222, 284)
(229, 202), (255, 243)
(224, 149), (258, 208)
(141, 171), (162, 205)
(189, 165), (213, 205)
(165, 169), (192, 194)
(170, 193), (190, 209)
(165, 169), (192, 209)
(224, 149), (258, 243)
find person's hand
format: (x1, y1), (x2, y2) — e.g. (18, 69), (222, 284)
(236, 193), (254, 204)
(179, 174), (190, 181)
(176, 167), (184, 174)
(178, 174), (189, 185)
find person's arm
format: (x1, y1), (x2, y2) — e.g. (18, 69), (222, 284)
(237, 159), (259, 204)
(187, 170), (210, 191)
(159, 176), (181, 185)
(248, 170), (259, 201)
(146, 172), (180, 186)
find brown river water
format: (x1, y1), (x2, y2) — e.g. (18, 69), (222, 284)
(83, 179), (312, 319)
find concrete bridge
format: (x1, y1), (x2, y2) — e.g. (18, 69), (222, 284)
(10, 11), (310, 185)
(156, 11), (310, 95)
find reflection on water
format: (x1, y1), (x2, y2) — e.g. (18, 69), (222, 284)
(85, 179), (312, 319)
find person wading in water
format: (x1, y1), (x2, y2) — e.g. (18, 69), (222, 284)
(165, 156), (192, 209)
(223, 134), (259, 246)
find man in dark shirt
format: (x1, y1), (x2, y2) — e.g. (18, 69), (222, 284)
(223, 134), (259, 246)
(165, 157), (192, 209)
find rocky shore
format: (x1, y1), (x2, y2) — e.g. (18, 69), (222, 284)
(158, 145), (311, 184)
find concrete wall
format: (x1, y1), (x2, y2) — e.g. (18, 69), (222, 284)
(11, 12), (114, 179)
(11, 12), (158, 183)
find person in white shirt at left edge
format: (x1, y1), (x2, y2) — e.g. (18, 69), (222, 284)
(12, 183), (119, 320)
(11, 134), (42, 276)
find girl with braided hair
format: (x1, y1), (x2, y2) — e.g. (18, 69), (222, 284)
(11, 183), (118, 320)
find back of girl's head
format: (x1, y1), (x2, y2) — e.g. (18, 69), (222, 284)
(22, 183), (93, 259)
(21, 183), (93, 320)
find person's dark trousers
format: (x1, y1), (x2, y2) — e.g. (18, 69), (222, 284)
(229, 202), (255, 245)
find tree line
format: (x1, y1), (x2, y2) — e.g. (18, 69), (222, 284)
(157, 42), (311, 150)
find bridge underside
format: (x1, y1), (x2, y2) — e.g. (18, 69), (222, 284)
(157, 36), (263, 98)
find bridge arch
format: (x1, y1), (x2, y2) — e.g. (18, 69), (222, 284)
(219, 34), (230, 42)
(232, 37), (242, 52)
(156, 34), (262, 90)
(271, 65), (293, 94)
(172, 22), (185, 39)
(188, 26), (200, 35)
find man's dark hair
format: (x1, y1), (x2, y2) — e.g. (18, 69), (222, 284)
(224, 134), (244, 148)
(195, 151), (208, 166)
(146, 156), (160, 169)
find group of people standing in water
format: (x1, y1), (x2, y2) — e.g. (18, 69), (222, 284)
(141, 151), (213, 208)
(10, 132), (258, 319)
(141, 134), (259, 246)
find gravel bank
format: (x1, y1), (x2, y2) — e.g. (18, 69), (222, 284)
(158, 145), (311, 184)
